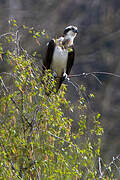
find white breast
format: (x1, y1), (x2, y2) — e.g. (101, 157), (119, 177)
(51, 46), (68, 76)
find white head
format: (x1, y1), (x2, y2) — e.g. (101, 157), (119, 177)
(63, 25), (78, 46)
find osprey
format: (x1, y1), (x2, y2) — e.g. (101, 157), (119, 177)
(43, 25), (78, 92)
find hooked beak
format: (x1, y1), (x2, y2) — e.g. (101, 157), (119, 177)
(74, 29), (78, 34)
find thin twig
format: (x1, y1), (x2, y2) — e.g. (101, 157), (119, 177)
(38, 128), (79, 149)
(0, 76), (32, 127)
(98, 157), (103, 178)
(99, 154), (120, 179)
(0, 32), (14, 39)
(0, 72), (18, 81)
(1, 144), (22, 179)
(67, 79), (79, 91)
(67, 71), (120, 89)
(68, 71), (120, 79)
(90, 73), (103, 86)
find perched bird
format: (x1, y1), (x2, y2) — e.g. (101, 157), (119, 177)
(43, 25), (78, 92)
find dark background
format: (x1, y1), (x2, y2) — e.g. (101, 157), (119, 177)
(0, 0), (120, 163)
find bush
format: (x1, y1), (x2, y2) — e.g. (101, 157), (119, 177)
(0, 20), (106, 179)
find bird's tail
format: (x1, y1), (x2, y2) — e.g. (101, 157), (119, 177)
(55, 77), (64, 93)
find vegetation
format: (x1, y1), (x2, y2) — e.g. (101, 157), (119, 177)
(0, 20), (119, 179)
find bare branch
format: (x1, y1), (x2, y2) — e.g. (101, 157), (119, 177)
(0, 76), (32, 127)
(99, 154), (120, 179)
(68, 71), (120, 79)
(0, 32), (14, 39)
(98, 157), (103, 178)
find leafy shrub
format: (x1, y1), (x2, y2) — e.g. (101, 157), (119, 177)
(0, 20), (106, 179)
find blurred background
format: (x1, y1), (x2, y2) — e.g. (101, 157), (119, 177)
(0, 0), (120, 164)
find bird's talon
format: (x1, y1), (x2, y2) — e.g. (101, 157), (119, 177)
(63, 72), (67, 79)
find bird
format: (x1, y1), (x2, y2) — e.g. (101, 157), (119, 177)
(43, 25), (78, 93)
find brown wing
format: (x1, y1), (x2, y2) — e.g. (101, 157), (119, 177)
(43, 39), (55, 70)
(66, 46), (75, 75)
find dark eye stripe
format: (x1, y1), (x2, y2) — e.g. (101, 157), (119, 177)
(64, 28), (71, 34)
